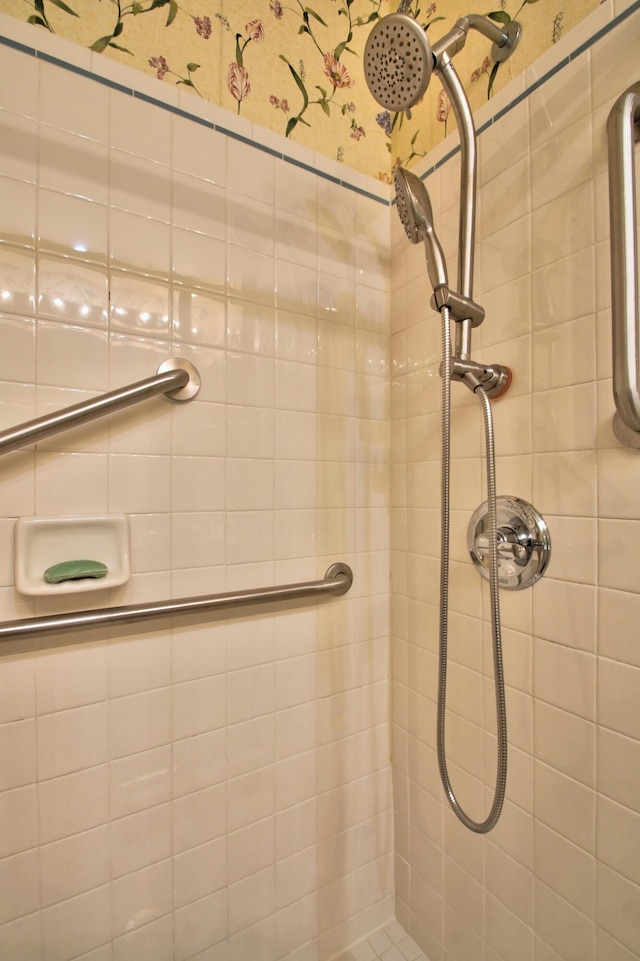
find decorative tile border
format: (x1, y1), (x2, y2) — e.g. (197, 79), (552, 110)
(1, 0), (639, 202)
(0, 14), (391, 206)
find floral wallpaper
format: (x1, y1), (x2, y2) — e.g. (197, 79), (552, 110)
(0, 0), (603, 179)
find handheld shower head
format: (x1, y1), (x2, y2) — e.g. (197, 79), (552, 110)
(394, 166), (448, 291)
(363, 12), (433, 115)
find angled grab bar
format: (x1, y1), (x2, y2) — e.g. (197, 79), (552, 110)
(0, 563), (353, 642)
(0, 358), (200, 456)
(608, 81), (640, 448)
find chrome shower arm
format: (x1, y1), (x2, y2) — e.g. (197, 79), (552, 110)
(431, 14), (521, 66)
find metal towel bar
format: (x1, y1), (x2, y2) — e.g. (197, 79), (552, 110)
(0, 358), (201, 457)
(0, 563), (353, 642)
(608, 80), (640, 448)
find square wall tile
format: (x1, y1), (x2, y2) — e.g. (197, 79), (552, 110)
(0, 112), (38, 183)
(39, 884), (109, 958)
(38, 259), (109, 330)
(110, 91), (172, 164)
(172, 118), (226, 185)
(0, 177), (36, 248)
(39, 127), (109, 204)
(40, 62), (109, 143)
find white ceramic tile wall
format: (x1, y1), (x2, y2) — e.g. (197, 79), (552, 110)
(0, 20), (393, 961)
(391, 3), (640, 960)
(3, 2), (640, 959)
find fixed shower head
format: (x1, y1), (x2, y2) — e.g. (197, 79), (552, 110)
(394, 166), (448, 291)
(363, 12), (433, 115)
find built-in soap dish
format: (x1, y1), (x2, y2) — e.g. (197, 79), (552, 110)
(14, 514), (130, 596)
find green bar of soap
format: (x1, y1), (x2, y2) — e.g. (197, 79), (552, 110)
(44, 560), (108, 584)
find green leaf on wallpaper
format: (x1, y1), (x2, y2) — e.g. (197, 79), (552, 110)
(286, 117), (298, 136)
(48, 0), (79, 17)
(524, 0), (541, 4)
(488, 11), (511, 23)
(150, 0), (170, 9)
(355, 12), (380, 25)
(487, 60), (499, 98)
(305, 8), (328, 26)
(280, 55), (309, 109)
(27, 15), (49, 28)
(91, 35), (113, 53)
(109, 42), (133, 54)
(333, 34), (355, 59)
(179, 79), (194, 87)
(320, 99), (330, 116)
(132, 1), (143, 12)
(114, 20), (123, 36)
(187, 63), (200, 72)
(235, 36), (244, 68)
(411, 130), (418, 145)
(166, 0), (179, 27)
(34, 0), (45, 14)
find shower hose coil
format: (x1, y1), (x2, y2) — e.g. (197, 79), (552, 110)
(437, 305), (508, 833)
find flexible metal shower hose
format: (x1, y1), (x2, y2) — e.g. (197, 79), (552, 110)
(437, 305), (508, 833)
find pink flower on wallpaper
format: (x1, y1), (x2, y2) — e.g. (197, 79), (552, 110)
(350, 124), (366, 141)
(269, 0), (283, 19)
(149, 55), (169, 80)
(228, 63), (251, 102)
(323, 53), (355, 89)
(194, 16), (212, 39)
(470, 56), (491, 83)
(269, 95), (290, 113)
(245, 19), (264, 42)
(436, 88), (450, 123)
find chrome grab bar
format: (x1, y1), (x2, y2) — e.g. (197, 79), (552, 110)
(608, 81), (640, 448)
(0, 563), (353, 642)
(0, 358), (201, 457)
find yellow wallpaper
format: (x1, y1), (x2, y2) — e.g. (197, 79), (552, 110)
(0, 0), (602, 178)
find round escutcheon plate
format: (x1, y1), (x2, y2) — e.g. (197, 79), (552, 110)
(467, 495), (551, 590)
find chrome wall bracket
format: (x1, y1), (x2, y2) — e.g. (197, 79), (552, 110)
(449, 357), (512, 399)
(467, 495), (551, 590)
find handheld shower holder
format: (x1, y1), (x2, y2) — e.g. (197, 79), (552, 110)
(432, 285), (484, 327)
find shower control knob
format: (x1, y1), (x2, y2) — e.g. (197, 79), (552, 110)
(467, 495), (551, 590)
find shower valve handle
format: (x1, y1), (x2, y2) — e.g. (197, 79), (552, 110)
(476, 529), (530, 565)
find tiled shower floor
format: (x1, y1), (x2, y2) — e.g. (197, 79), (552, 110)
(335, 921), (428, 961)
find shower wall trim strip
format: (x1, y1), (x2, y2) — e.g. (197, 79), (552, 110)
(1, 1), (638, 201)
(0, 563), (354, 641)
